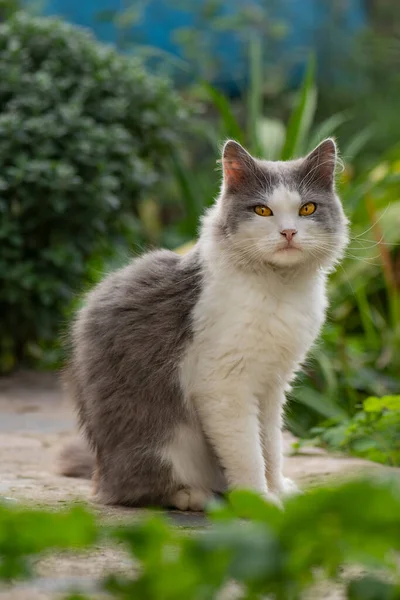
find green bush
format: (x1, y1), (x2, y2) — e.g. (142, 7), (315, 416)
(0, 0), (20, 21)
(299, 395), (400, 467)
(0, 12), (187, 371)
(1, 478), (400, 598)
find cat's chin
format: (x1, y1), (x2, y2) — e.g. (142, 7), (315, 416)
(269, 247), (305, 267)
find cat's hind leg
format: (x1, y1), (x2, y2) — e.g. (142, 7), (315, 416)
(161, 422), (225, 511)
(168, 488), (211, 511)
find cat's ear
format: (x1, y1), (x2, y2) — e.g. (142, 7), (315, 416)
(221, 140), (257, 189)
(301, 138), (337, 189)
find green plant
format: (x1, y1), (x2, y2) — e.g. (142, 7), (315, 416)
(0, 11), (187, 371)
(317, 0), (400, 167)
(298, 395), (400, 466)
(2, 478), (400, 599)
(0, 0), (20, 20)
(0, 504), (97, 580)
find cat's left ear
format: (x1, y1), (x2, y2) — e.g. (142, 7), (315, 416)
(301, 138), (337, 190)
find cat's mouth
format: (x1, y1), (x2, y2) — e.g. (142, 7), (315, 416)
(276, 244), (301, 253)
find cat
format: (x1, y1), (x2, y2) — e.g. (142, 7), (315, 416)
(59, 138), (349, 511)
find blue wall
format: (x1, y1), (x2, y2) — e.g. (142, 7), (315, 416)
(39, 0), (365, 91)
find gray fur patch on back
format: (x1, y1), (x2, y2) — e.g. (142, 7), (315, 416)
(65, 248), (203, 506)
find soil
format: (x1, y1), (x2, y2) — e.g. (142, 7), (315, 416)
(0, 371), (396, 599)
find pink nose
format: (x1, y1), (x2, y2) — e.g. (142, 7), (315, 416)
(280, 229), (297, 242)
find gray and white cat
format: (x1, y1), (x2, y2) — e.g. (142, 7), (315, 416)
(60, 138), (349, 510)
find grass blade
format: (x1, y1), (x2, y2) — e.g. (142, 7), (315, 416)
(293, 387), (348, 420)
(281, 55), (317, 160)
(343, 126), (375, 161)
(169, 150), (203, 233)
(202, 82), (244, 143)
(247, 34), (263, 155)
(307, 111), (351, 152)
(258, 117), (286, 160)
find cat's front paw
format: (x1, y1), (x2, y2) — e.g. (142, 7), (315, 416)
(275, 477), (300, 498)
(261, 490), (283, 510)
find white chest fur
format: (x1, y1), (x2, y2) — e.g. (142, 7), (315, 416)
(181, 259), (328, 398)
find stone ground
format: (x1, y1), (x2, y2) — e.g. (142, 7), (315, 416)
(0, 371), (396, 599)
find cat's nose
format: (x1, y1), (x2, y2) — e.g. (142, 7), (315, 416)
(280, 229), (298, 242)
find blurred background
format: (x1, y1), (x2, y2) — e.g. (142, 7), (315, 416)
(0, 0), (399, 464)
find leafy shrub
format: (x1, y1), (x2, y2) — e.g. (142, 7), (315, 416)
(0, 504), (96, 580)
(1, 478), (400, 599)
(0, 11), (187, 371)
(300, 395), (400, 466)
(0, 0), (20, 21)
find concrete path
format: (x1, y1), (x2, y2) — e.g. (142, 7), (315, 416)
(0, 371), (394, 599)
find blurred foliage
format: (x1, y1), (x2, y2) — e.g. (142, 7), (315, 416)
(0, 0), (20, 20)
(318, 0), (400, 165)
(0, 11), (187, 371)
(296, 395), (400, 467)
(0, 504), (97, 580)
(2, 478), (400, 598)
(0, 0), (44, 20)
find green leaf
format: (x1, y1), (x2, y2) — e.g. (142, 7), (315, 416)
(114, 2), (149, 28)
(228, 490), (282, 522)
(281, 55), (317, 160)
(348, 575), (400, 600)
(247, 34), (263, 155)
(364, 395), (400, 413)
(202, 82), (244, 143)
(307, 111), (351, 153)
(258, 117), (286, 160)
(293, 387), (348, 420)
(169, 149), (203, 231)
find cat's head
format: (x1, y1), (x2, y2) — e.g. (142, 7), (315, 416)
(210, 139), (349, 271)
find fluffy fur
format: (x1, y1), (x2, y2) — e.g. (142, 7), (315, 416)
(60, 138), (349, 510)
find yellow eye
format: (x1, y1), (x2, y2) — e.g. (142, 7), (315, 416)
(299, 202), (316, 216)
(254, 205), (273, 217)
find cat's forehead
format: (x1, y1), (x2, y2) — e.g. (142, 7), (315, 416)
(255, 157), (303, 192)
(265, 183), (302, 210)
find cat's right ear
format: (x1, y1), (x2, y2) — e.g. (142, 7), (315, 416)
(221, 140), (255, 190)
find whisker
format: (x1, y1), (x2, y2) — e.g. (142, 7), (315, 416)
(351, 203), (391, 239)
(336, 263), (356, 296)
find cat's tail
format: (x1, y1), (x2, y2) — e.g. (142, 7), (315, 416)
(58, 438), (94, 479)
